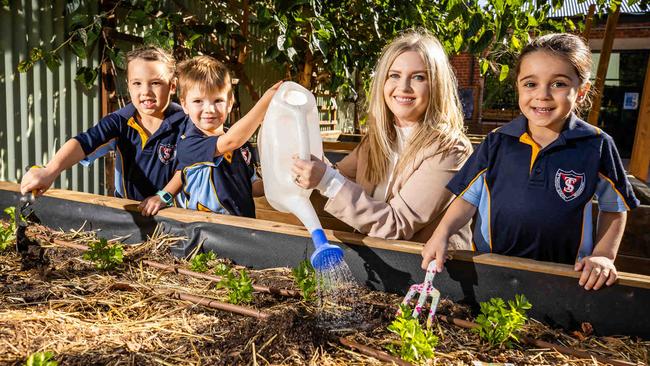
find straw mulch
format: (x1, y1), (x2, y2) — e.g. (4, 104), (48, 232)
(0, 221), (648, 366)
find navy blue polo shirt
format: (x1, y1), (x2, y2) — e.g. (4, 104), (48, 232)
(74, 103), (188, 201)
(176, 124), (257, 218)
(447, 114), (639, 264)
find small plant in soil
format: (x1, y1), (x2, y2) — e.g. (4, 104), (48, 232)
(217, 268), (254, 304)
(24, 351), (58, 366)
(189, 251), (217, 273)
(474, 294), (532, 348)
(0, 207), (18, 251)
(82, 238), (124, 270)
(386, 304), (439, 364)
(214, 262), (230, 276)
(292, 260), (317, 301)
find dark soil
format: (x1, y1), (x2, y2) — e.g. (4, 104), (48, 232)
(0, 222), (648, 366)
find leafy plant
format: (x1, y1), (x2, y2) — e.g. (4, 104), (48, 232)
(24, 351), (58, 366)
(214, 263), (230, 276)
(189, 251), (217, 273)
(82, 238), (124, 270)
(292, 260), (317, 301)
(217, 268), (254, 305)
(473, 294), (532, 348)
(0, 207), (18, 251)
(387, 304), (439, 364)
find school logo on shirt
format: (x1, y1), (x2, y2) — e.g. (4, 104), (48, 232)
(158, 144), (176, 165)
(555, 169), (585, 202)
(241, 146), (252, 165)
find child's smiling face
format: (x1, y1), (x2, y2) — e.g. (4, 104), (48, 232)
(517, 50), (589, 134)
(181, 84), (233, 135)
(127, 59), (176, 121)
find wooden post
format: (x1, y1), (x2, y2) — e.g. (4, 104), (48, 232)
(587, 8), (620, 126)
(100, 62), (116, 196)
(628, 57), (650, 183)
(353, 68), (360, 134)
(583, 4), (596, 40)
(100, 0), (116, 196)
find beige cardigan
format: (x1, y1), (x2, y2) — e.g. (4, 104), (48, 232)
(325, 137), (472, 248)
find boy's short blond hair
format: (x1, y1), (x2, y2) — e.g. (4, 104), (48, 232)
(177, 56), (232, 101)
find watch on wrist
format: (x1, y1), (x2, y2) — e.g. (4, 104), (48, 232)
(156, 190), (174, 207)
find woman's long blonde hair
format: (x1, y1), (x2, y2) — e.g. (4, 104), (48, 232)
(365, 29), (470, 185)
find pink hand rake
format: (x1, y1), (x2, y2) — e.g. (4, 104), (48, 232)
(399, 261), (440, 328)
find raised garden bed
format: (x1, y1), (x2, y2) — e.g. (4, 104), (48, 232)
(0, 182), (649, 365)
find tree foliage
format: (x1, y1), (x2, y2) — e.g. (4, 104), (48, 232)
(13, 0), (648, 101)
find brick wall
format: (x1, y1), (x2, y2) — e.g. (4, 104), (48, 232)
(450, 53), (482, 88)
(588, 21), (650, 39)
(450, 53), (483, 132)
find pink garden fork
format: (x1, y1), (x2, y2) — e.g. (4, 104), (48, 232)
(399, 261), (440, 328)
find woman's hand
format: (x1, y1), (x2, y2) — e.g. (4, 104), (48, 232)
(292, 155), (326, 189)
(574, 256), (618, 290)
(138, 195), (168, 217)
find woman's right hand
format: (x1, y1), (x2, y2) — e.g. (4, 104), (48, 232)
(20, 166), (57, 196)
(291, 154), (327, 190)
(421, 232), (449, 273)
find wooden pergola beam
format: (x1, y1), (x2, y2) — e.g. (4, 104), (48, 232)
(582, 4), (596, 40)
(588, 8), (620, 126)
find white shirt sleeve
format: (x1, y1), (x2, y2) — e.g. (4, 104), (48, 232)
(316, 165), (346, 198)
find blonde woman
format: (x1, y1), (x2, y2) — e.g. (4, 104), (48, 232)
(292, 29), (472, 246)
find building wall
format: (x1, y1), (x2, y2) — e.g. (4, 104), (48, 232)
(450, 53), (485, 134)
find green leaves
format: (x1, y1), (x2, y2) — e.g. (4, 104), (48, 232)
(17, 48), (44, 73)
(82, 238), (124, 270)
(473, 294), (532, 348)
(217, 268), (254, 305)
(0, 207), (18, 251)
(25, 351), (58, 366)
(387, 304), (439, 364)
(292, 260), (317, 301)
(499, 64), (510, 82)
(464, 13), (484, 39)
(75, 67), (98, 90)
(189, 251), (217, 273)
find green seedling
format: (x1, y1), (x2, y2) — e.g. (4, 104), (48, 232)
(214, 262), (230, 276)
(82, 238), (124, 270)
(474, 294), (532, 348)
(292, 260), (317, 301)
(387, 304), (439, 364)
(24, 351), (58, 366)
(189, 251), (217, 273)
(0, 207), (18, 251)
(217, 268), (253, 304)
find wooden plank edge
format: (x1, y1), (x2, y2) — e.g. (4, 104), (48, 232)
(2, 181), (649, 289)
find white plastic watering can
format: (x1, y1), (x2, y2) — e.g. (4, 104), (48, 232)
(259, 82), (344, 270)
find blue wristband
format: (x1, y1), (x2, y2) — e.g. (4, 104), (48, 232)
(156, 190), (174, 207)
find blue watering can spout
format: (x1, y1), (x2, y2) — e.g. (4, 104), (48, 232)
(309, 229), (344, 271)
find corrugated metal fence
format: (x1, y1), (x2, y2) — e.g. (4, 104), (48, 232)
(0, 0), (104, 194)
